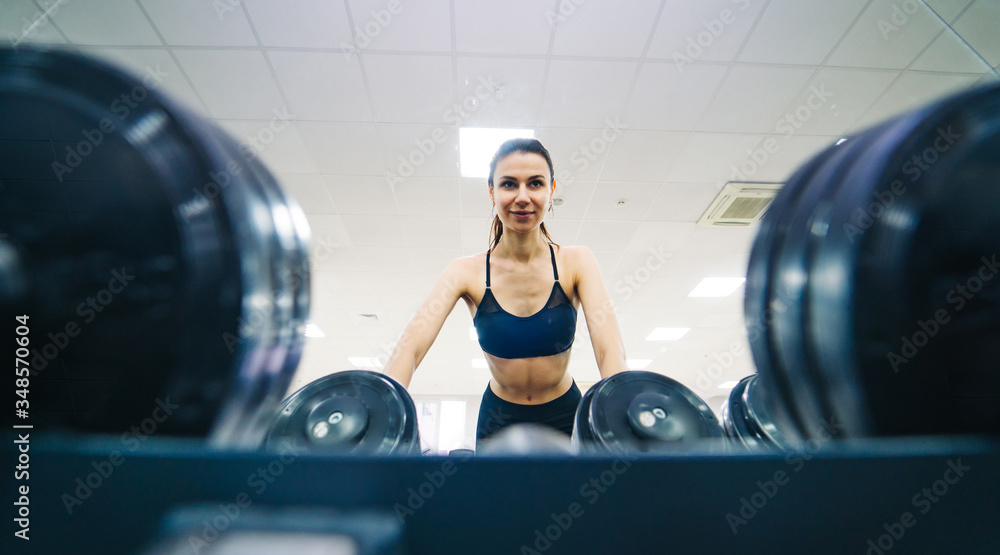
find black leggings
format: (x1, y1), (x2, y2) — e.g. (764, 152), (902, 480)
(476, 381), (582, 448)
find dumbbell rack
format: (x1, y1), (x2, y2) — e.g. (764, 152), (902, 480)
(10, 435), (999, 554)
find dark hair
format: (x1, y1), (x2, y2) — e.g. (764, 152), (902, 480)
(487, 138), (557, 252)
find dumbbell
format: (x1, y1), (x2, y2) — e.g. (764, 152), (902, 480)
(721, 374), (793, 450)
(0, 47), (310, 447)
(745, 82), (1000, 443)
(477, 424), (577, 456)
(573, 371), (725, 454)
(265, 370), (421, 455)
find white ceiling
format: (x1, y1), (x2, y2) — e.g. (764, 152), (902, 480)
(5, 0), (998, 406)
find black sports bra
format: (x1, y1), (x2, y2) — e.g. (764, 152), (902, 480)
(473, 244), (578, 359)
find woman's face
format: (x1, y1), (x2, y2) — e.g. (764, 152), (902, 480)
(490, 152), (555, 232)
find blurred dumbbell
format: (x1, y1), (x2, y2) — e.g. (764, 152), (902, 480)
(573, 371), (725, 454)
(721, 375), (794, 450)
(265, 370), (421, 455)
(477, 423), (577, 456)
(745, 82), (1000, 443)
(0, 47), (309, 447)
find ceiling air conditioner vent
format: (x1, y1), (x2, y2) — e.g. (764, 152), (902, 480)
(697, 182), (782, 227)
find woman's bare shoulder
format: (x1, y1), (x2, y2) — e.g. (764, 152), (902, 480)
(450, 250), (488, 270)
(554, 244), (601, 284)
(440, 251), (488, 291)
(555, 244), (596, 264)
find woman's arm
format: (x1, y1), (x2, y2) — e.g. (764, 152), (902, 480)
(573, 246), (629, 379)
(383, 258), (468, 388)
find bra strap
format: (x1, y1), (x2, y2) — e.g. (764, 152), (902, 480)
(485, 249), (492, 288)
(549, 243), (559, 281)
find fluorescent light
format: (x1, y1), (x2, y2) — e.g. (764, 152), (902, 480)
(469, 327), (478, 341)
(718, 380), (739, 389)
(688, 277), (746, 298)
(303, 323), (325, 337)
(472, 358), (488, 369)
(836, 138), (848, 145)
(459, 127), (535, 178)
(627, 359), (652, 370)
(348, 357), (381, 369)
(645, 327), (691, 341)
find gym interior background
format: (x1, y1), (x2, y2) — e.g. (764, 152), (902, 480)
(3, 0), (998, 452)
(4, 2), (1000, 554)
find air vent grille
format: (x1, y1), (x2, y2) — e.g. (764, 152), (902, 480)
(720, 196), (772, 220)
(697, 182), (782, 226)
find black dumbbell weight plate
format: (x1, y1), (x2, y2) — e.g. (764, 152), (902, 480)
(266, 370), (420, 455)
(806, 106), (938, 437)
(768, 125), (894, 440)
(767, 139), (853, 440)
(0, 48), (310, 446)
(722, 376), (763, 449)
(744, 141), (841, 444)
(743, 373), (792, 449)
(824, 84), (1000, 436)
(580, 371), (723, 453)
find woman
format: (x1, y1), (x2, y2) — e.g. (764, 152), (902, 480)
(383, 138), (628, 448)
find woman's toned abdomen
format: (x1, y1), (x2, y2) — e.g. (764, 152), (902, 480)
(485, 350), (573, 404)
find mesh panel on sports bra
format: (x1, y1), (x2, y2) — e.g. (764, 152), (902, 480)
(477, 282), (568, 317)
(476, 289), (502, 316)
